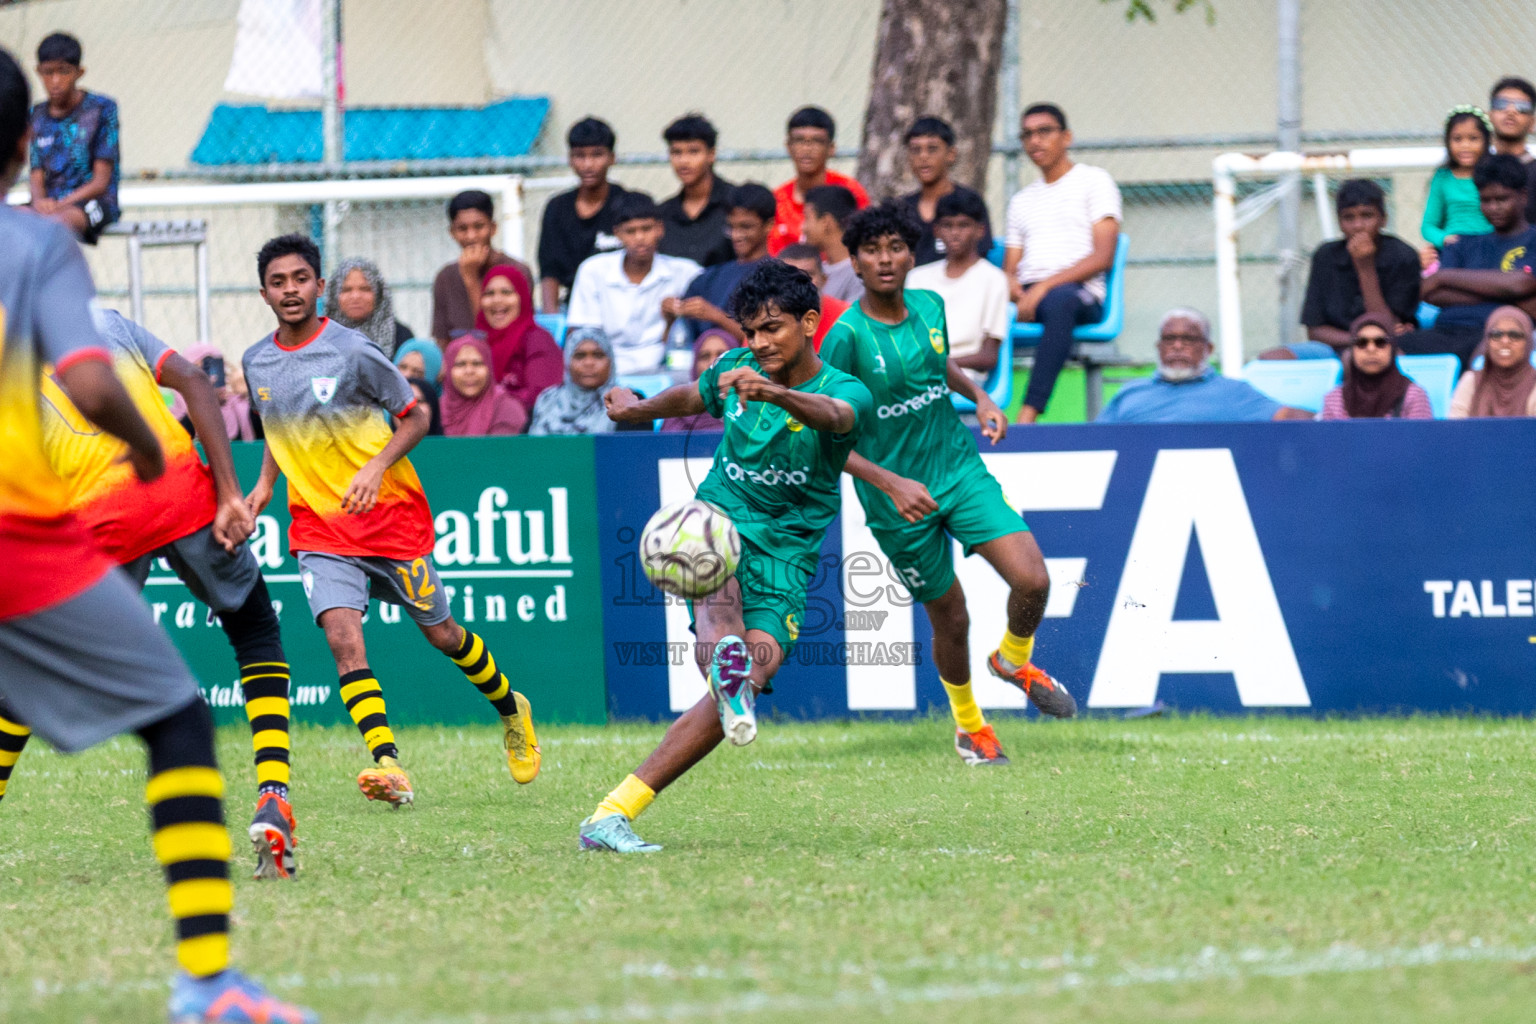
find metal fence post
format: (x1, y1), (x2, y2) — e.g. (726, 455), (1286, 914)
(321, 0), (344, 270)
(1275, 0), (1302, 347)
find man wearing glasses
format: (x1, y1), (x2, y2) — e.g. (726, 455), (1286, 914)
(1487, 77), (1536, 223)
(1095, 309), (1311, 424)
(1002, 103), (1122, 424)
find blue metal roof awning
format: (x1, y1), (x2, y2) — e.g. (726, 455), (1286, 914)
(191, 97), (549, 165)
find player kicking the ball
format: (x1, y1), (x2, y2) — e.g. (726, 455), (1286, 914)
(0, 309), (303, 880)
(580, 259), (874, 853)
(820, 201), (1076, 767)
(0, 48), (316, 1021)
(243, 233), (539, 807)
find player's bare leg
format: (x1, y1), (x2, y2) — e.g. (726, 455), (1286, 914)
(922, 578), (1008, 765)
(418, 616), (540, 783)
(318, 608), (411, 806)
(974, 531), (1076, 717)
(581, 577), (782, 852)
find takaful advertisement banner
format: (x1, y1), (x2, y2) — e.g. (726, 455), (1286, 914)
(151, 436), (606, 725)
(595, 421), (1536, 719)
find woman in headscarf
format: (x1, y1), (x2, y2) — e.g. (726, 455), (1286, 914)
(528, 327), (629, 436)
(394, 337), (443, 385)
(1320, 312), (1432, 419)
(661, 328), (739, 433)
(439, 334), (528, 436)
(327, 257), (415, 357)
(475, 265), (562, 410)
(1449, 305), (1536, 418)
(183, 342), (262, 440)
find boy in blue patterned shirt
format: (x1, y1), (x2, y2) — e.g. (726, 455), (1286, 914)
(28, 32), (119, 243)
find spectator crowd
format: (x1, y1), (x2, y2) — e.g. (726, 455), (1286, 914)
(22, 31), (1536, 435)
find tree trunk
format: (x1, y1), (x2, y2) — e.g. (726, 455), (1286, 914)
(857, 0), (1007, 201)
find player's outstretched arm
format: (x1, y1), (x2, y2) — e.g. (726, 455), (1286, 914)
(844, 452), (937, 524)
(945, 359), (1007, 444)
(716, 366), (855, 434)
(56, 358), (165, 483)
(342, 401), (430, 515)
(605, 382), (705, 423)
(159, 353), (253, 551)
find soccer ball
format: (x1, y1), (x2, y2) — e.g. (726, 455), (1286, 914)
(640, 499), (741, 598)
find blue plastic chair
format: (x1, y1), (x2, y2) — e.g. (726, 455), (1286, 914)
(1416, 302), (1439, 329)
(986, 237), (1007, 269)
(615, 373), (676, 432)
(534, 312), (567, 342)
(951, 328), (1014, 413)
(1240, 359), (1341, 413)
(1009, 235), (1129, 347)
(1396, 353), (1459, 419)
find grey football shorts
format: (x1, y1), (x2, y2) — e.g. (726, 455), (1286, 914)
(0, 570), (201, 754)
(123, 523), (261, 613)
(296, 550), (451, 627)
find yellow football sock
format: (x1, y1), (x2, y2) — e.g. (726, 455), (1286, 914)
(592, 774), (656, 822)
(998, 630), (1035, 671)
(942, 678), (986, 734)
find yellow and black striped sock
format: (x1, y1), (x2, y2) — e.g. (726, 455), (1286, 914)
(0, 711), (30, 804)
(139, 700), (232, 978)
(448, 629), (518, 717)
(240, 661), (291, 797)
(339, 668), (398, 762)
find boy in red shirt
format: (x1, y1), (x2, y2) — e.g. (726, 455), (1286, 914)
(768, 106), (869, 255)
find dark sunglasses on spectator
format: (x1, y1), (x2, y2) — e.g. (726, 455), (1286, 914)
(1352, 335), (1391, 350)
(1487, 328), (1528, 341)
(1158, 332), (1205, 345)
(1491, 97), (1534, 114)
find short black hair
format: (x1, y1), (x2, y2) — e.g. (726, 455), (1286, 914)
(935, 189), (989, 223)
(1474, 153), (1529, 193)
(447, 189), (494, 222)
(36, 32), (81, 67)
(843, 200), (923, 255)
(663, 113), (717, 149)
(1334, 179), (1385, 215)
(1022, 102), (1068, 131)
(257, 233), (323, 285)
(904, 116), (955, 147)
(1491, 76), (1536, 105)
(777, 243), (822, 264)
(0, 48), (29, 163)
(728, 182), (776, 223)
(612, 191), (660, 227)
(567, 116), (616, 151)
(787, 105), (836, 140)
(731, 259), (822, 324)
(804, 184), (858, 227)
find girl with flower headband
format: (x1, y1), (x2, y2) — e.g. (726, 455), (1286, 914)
(1421, 105), (1494, 269)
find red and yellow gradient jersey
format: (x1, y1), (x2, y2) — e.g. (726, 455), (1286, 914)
(0, 209), (116, 620)
(39, 309), (216, 563)
(242, 318), (433, 560)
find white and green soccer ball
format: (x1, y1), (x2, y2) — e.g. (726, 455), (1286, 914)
(640, 499), (741, 598)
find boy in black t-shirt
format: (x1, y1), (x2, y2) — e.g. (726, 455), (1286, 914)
(27, 32), (120, 243)
(898, 117), (991, 266)
(1289, 179), (1420, 358)
(537, 117), (629, 312)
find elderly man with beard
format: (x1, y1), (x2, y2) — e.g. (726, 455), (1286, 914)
(1096, 309), (1312, 423)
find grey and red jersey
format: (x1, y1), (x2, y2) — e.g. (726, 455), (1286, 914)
(243, 317), (434, 560)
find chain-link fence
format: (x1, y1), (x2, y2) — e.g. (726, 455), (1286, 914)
(4, 0), (1536, 363)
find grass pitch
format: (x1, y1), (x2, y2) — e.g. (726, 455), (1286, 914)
(4, 714), (1536, 1023)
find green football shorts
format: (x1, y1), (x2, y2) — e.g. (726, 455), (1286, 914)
(868, 471), (1028, 604)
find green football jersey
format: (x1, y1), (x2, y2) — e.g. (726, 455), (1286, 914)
(694, 347), (874, 558)
(819, 290), (989, 529)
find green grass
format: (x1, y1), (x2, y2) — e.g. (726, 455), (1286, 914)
(5, 715), (1536, 1023)
(1003, 363), (1156, 423)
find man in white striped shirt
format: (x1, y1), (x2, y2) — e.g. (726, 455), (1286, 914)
(1003, 103), (1122, 423)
